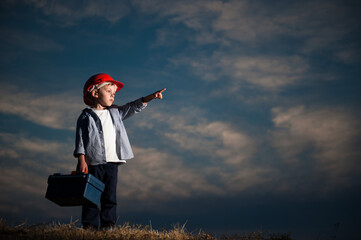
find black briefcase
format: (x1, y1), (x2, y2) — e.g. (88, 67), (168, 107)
(45, 173), (105, 207)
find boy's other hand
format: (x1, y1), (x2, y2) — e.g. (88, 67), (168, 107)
(79, 162), (88, 173)
(77, 155), (88, 173)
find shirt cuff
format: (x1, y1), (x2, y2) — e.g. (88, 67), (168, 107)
(139, 97), (147, 108)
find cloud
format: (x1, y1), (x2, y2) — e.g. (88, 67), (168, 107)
(8, 0), (356, 56)
(292, 2), (360, 54)
(0, 167), (46, 197)
(0, 28), (64, 52)
(135, 0), (267, 44)
(1, 100), (359, 218)
(118, 147), (223, 203)
(137, 106), (255, 166)
(0, 86), (268, 206)
(0, 132), (77, 219)
(0, 86), (84, 130)
(171, 53), (309, 92)
(136, 0), (358, 51)
(0, 131), (76, 215)
(110, 105), (284, 212)
(130, 105), (278, 199)
(164, 120), (254, 166)
(0, 132), (75, 170)
(270, 105), (361, 190)
(134, 0), (358, 99)
(0, 166), (51, 218)
(333, 43), (361, 64)
(24, 0), (131, 24)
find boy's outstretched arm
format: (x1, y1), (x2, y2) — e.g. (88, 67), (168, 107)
(142, 88), (166, 104)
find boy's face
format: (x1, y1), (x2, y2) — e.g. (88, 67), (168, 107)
(92, 84), (117, 108)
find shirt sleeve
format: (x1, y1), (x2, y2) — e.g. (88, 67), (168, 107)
(73, 114), (87, 158)
(117, 97), (147, 120)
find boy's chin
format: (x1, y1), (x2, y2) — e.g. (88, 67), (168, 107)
(98, 104), (112, 108)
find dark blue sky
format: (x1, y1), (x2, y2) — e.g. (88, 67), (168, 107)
(0, 0), (360, 239)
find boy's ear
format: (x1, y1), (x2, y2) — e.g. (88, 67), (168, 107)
(91, 89), (99, 98)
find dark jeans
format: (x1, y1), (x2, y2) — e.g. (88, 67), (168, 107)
(82, 163), (119, 229)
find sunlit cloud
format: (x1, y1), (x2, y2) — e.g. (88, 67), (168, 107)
(171, 53), (309, 92)
(0, 86), (84, 130)
(118, 147), (223, 202)
(270, 105), (361, 190)
(136, 106), (255, 166)
(0, 132), (75, 171)
(0, 167), (46, 197)
(131, 106), (277, 199)
(0, 132), (77, 219)
(0, 166), (48, 217)
(0, 86), (271, 205)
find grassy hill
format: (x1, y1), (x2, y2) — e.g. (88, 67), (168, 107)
(0, 219), (292, 240)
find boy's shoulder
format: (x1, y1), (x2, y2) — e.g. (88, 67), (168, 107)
(80, 107), (91, 114)
(77, 108), (93, 120)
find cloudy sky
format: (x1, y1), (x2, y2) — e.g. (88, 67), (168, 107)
(0, 0), (360, 239)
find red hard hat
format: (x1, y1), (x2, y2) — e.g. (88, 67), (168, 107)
(83, 73), (124, 106)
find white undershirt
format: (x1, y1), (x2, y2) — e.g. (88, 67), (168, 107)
(93, 109), (125, 163)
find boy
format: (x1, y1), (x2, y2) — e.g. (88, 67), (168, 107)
(74, 73), (165, 229)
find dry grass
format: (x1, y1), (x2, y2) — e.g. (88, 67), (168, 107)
(0, 219), (292, 240)
(0, 219), (213, 240)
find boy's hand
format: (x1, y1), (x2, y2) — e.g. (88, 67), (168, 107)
(142, 88), (166, 103)
(77, 155), (88, 173)
(154, 88), (166, 99)
(78, 161), (88, 173)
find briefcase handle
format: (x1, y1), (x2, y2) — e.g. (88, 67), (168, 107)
(71, 170), (89, 175)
